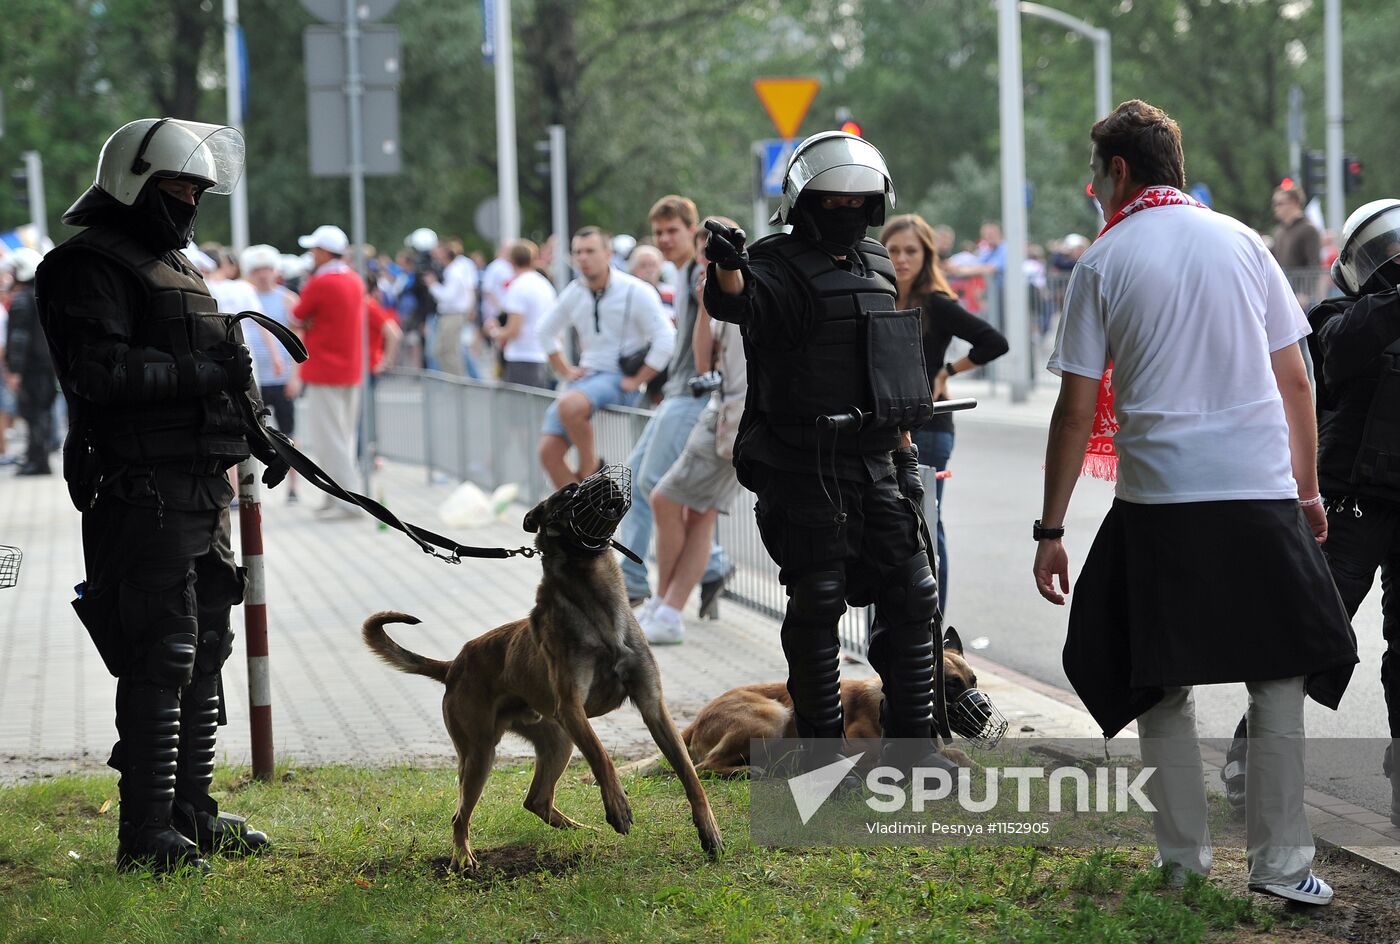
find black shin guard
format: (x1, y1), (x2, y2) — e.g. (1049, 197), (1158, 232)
(781, 570), (848, 740)
(172, 667), (268, 855)
(113, 678), (208, 874)
(870, 553), (940, 739)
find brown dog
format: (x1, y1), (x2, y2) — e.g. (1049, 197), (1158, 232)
(362, 472), (722, 871)
(616, 627), (978, 779)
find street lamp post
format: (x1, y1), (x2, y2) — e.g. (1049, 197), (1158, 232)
(1324, 0), (1344, 237)
(1018, 2), (1112, 119)
(998, 0), (1031, 403)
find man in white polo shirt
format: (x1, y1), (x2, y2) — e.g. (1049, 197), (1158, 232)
(1033, 100), (1357, 906)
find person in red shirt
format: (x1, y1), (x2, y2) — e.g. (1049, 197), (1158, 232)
(291, 224), (364, 517)
(366, 278), (402, 375)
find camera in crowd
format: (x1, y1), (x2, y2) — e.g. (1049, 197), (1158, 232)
(688, 370), (723, 398)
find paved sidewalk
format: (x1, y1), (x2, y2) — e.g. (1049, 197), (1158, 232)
(0, 456), (1098, 785)
(3, 451), (1398, 875)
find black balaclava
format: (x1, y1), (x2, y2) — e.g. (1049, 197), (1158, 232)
(795, 191), (878, 256)
(62, 178), (201, 253)
(1362, 258), (1400, 296)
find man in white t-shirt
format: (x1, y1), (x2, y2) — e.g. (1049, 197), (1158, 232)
(1033, 100), (1356, 906)
(487, 239), (554, 389)
(535, 226), (675, 487)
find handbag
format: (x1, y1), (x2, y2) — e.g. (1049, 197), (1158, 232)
(613, 285), (651, 377)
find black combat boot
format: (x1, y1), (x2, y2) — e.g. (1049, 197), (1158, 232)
(171, 673), (269, 856)
(113, 679), (210, 875)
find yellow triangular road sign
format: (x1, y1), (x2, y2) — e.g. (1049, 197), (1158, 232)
(753, 77), (822, 140)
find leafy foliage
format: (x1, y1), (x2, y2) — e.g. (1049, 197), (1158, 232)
(0, 0), (1394, 254)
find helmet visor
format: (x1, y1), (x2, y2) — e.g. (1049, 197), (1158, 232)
(1346, 211), (1400, 292)
(151, 121), (245, 195)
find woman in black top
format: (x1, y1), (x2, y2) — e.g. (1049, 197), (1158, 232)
(881, 214), (1009, 609)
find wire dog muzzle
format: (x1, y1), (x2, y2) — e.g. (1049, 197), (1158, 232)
(948, 689), (1008, 749)
(531, 465), (644, 564)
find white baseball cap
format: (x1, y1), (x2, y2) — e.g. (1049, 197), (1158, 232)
(298, 224), (349, 254)
(240, 243), (281, 273)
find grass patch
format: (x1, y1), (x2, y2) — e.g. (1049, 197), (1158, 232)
(0, 764), (1289, 943)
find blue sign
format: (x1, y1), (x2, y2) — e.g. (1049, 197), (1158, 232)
(760, 139), (797, 197)
(1189, 182), (1213, 208)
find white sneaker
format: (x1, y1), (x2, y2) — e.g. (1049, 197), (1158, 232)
(1250, 871), (1333, 906)
(642, 608), (685, 646)
(635, 596), (661, 623)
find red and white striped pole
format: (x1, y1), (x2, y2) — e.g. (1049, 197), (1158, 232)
(236, 457), (275, 781)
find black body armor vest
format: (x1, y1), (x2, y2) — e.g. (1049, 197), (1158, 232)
(746, 234), (932, 454)
(40, 226), (250, 470)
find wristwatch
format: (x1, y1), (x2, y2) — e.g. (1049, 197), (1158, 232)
(944, 361), (959, 377)
(1033, 519), (1065, 541)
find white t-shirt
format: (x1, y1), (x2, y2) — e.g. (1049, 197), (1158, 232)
(208, 278), (268, 383)
(1048, 204), (1309, 504)
(536, 269), (676, 375)
(480, 256), (514, 323)
(499, 269), (555, 364)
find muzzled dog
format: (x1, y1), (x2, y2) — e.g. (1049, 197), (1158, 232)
(615, 627), (1006, 779)
(362, 467), (722, 871)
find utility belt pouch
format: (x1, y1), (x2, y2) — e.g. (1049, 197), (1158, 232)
(867, 308), (935, 429)
(72, 580), (124, 677)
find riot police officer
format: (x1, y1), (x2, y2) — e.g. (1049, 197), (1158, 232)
(36, 118), (284, 873)
(704, 132), (952, 772)
(1222, 199), (1400, 826)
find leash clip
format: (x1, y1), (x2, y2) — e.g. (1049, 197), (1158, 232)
(506, 546), (539, 559)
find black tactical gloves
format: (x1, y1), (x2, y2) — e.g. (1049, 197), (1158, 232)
(704, 220), (749, 271)
(893, 444), (924, 506)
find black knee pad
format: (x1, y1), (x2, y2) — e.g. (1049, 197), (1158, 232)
(875, 552), (939, 626)
(136, 618), (199, 688)
(786, 570), (847, 625)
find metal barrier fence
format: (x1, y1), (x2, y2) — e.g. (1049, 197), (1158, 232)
(374, 370), (878, 655)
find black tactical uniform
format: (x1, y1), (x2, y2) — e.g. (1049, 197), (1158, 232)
(37, 135), (275, 873)
(705, 225), (941, 749)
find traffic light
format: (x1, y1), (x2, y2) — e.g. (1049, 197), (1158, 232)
(11, 165), (28, 210)
(1344, 155), (1363, 194)
(835, 106), (862, 137)
(1303, 149), (1326, 200)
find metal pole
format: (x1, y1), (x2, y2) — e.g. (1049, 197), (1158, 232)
(493, 0), (520, 242)
(22, 151), (46, 245)
(548, 123), (569, 289)
(1017, 3), (1110, 119)
(223, 0), (249, 253)
(1092, 30), (1111, 120)
(344, 0), (372, 494)
(236, 460), (275, 781)
(1288, 84), (1304, 186)
(751, 142), (771, 239)
(1324, 0), (1345, 236)
(999, 0), (1030, 403)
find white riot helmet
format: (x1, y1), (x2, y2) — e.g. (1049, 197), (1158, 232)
(1333, 199), (1400, 296)
(770, 130), (896, 227)
(81, 118), (244, 209)
(3, 247), (44, 283)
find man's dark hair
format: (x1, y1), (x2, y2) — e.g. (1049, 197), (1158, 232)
(1091, 99), (1186, 189)
(573, 225), (611, 247)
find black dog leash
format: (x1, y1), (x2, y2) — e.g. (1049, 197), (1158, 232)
(224, 312), (651, 566)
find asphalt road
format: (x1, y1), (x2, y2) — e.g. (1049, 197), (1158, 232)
(942, 411), (1395, 816)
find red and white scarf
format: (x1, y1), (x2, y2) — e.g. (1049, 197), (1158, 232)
(1080, 186), (1209, 481)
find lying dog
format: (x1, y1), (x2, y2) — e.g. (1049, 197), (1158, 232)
(362, 468), (722, 871)
(616, 627), (989, 779)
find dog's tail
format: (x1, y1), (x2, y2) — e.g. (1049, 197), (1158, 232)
(361, 611), (450, 684)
